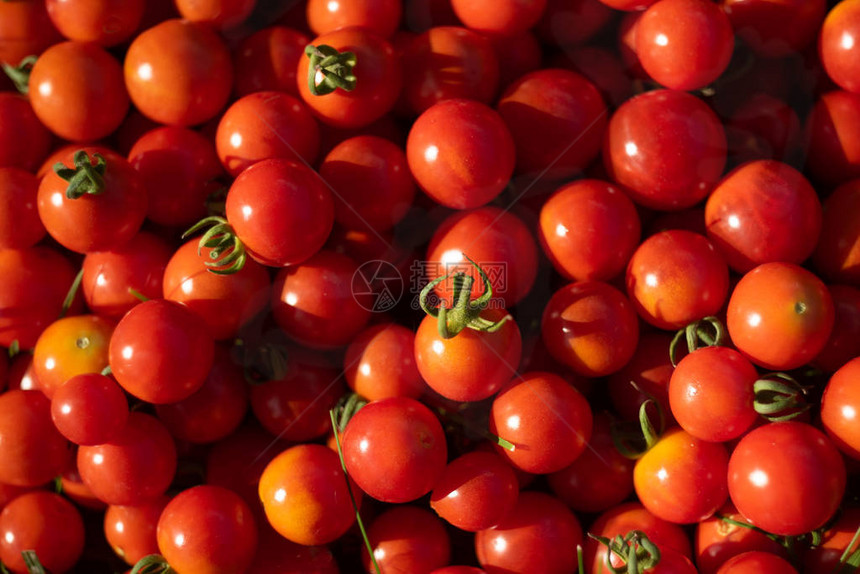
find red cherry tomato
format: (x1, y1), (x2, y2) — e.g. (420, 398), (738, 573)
(451, 0), (546, 37)
(344, 323), (425, 401)
(813, 178), (860, 287)
(0, 0), (62, 66)
(0, 167), (44, 249)
(819, 0), (860, 94)
(231, 25), (309, 98)
(534, 0), (614, 47)
(45, 0), (145, 46)
(0, 390), (69, 487)
(728, 421), (846, 536)
(804, 90), (860, 188)
(51, 373), (128, 445)
(716, 551), (799, 573)
(820, 357), (860, 460)
(104, 496), (169, 566)
(363, 505), (451, 574)
(0, 94), (52, 172)
(174, 0), (256, 29)
(722, 0), (825, 58)
(307, 0), (401, 38)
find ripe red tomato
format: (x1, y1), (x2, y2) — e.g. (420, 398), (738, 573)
(726, 262), (835, 370)
(705, 160), (822, 273)
(231, 25), (309, 98)
(0, 0), (61, 66)
(812, 178), (860, 286)
(108, 298), (215, 404)
(489, 371), (593, 474)
(28, 41), (129, 142)
(174, 0), (256, 29)
(723, 0), (825, 58)
(451, 0), (546, 36)
(0, 94), (52, 172)
(363, 505), (451, 574)
(716, 551), (799, 573)
(0, 167), (44, 249)
(0, 390), (69, 487)
(813, 284), (860, 372)
(407, 99), (514, 209)
(604, 89), (727, 210)
(50, 372), (128, 446)
(104, 496), (169, 566)
(804, 90), (860, 188)
(344, 323), (425, 401)
(259, 443), (359, 546)
(124, 19), (233, 126)
(728, 421), (846, 536)
(45, 0), (145, 46)
(342, 396), (447, 503)
(820, 357), (860, 459)
(819, 0), (860, 94)
(306, 0), (401, 38)
(157, 485), (258, 574)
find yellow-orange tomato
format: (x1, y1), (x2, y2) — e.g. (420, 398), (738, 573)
(32, 314), (115, 398)
(258, 444), (358, 546)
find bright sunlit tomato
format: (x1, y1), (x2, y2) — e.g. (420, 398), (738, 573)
(0, 0), (61, 66)
(175, 0), (256, 29)
(450, 0), (546, 37)
(0, 390), (69, 487)
(231, 25), (309, 98)
(344, 323), (425, 401)
(50, 372), (128, 445)
(363, 505), (452, 574)
(104, 496), (169, 566)
(307, 0), (401, 38)
(45, 0), (145, 46)
(820, 357), (860, 460)
(819, 0), (860, 94)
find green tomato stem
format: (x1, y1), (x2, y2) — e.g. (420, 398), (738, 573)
(1, 55), (36, 94)
(305, 44), (357, 96)
(54, 151), (107, 199)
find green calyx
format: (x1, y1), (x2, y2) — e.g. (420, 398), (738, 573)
(130, 554), (175, 574)
(304, 44), (357, 96)
(418, 254), (510, 339)
(589, 530), (662, 574)
(1, 54), (36, 94)
(182, 216), (247, 275)
(753, 372), (812, 422)
(54, 151), (107, 199)
(669, 316), (727, 367)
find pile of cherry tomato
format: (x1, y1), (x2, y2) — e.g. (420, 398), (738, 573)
(1, 0), (860, 572)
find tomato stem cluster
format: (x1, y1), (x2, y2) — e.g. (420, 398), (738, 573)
(304, 44), (357, 96)
(182, 216), (247, 275)
(54, 151), (107, 199)
(588, 530), (662, 574)
(1, 55), (36, 94)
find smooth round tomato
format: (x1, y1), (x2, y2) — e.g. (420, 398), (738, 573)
(50, 373), (128, 446)
(104, 496), (169, 566)
(59, 460), (105, 510)
(175, 0), (255, 29)
(475, 491), (582, 574)
(298, 28), (402, 129)
(363, 505), (451, 574)
(636, 0), (733, 91)
(541, 280), (639, 377)
(28, 41), (129, 142)
(232, 25), (309, 98)
(271, 250), (370, 348)
(0, 94), (52, 173)
(634, 427), (730, 524)
(307, 0), (401, 38)
(127, 125), (223, 227)
(813, 284), (860, 372)
(163, 239), (271, 341)
(695, 502), (789, 574)
(726, 262), (835, 370)
(225, 158), (334, 267)
(804, 90), (860, 188)
(820, 357), (860, 459)
(342, 396), (447, 503)
(0, 167), (44, 249)
(124, 19), (233, 126)
(399, 26), (499, 115)
(77, 412), (176, 506)
(497, 68), (607, 181)
(0, 491), (84, 574)
(716, 551), (799, 574)
(319, 135), (415, 232)
(668, 347), (759, 443)
(819, 0), (860, 94)
(45, 0), (145, 46)
(539, 178), (641, 282)
(407, 99), (514, 209)
(157, 485), (257, 574)
(216, 91), (320, 177)
(344, 323), (425, 401)
(489, 371), (593, 474)
(425, 207), (538, 307)
(705, 160), (822, 273)
(259, 443), (358, 546)
(451, 0), (545, 37)
(0, 390), (69, 487)
(604, 89), (727, 210)
(108, 298), (215, 404)
(626, 230), (730, 330)
(0, 0), (62, 66)
(812, 178), (860, 287)
(38, 148), (147, 254)
(728, 421), (846, 536)
(722, 0), (825, 58)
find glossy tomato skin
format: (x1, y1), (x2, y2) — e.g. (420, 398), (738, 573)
(722, 0), (825, 58)
(604, 89), (727, 210)
(225, 158), (334, 267)
(298, 28), (402, 129)
(497, 68), (607, 181)
(430, 450), (519, 532)
(307, 0), (401, 38)
(345, 323), (425, 401)
(728, 421), (846, 536)
(726, 262), (835, 370)
(425, 207), (538, 307)
(475, 491), (582, 574)
(216, 91), (320, 177)
(0, 491), (84, 574)
(407, 99), (515, 209)
(50, 373), (128, 446)
(271, 250), (370, 349)
(0, 390), (69, 487)
(37, 149), (147, 254)
(813, 178), (860, 286)
(127, 126), (223, 227)
(259, 444), (358, 546)
(539, 179), (641, 282)
(0, 94), (52, 173)
(819, 0), (860, 94)
(232, 26), (309, 99)
(820, 357), (860, 459)
(541, 280), (639, 377)
(414, 309), (522, 402)
(108, 299), (215, 404)
(695, 502), (789, 574)
(450, 0), (546, 37)
(163, 240), (271, 341)
(81, 231), (172, 319)
(626, 230), (730, 330)
(804, 90), (860, 188)
(490, 371), (593, 474)
(28, 41), (129, 142)
(363, 505), (451, 574)
(0, 0), (61, 66)
(342, 396), (447, 503)
(705, 160), (822, 273)
(45, 0), (145, 46)
(636, 0), (733, 91)
(174, 0), (255, 29)
(0, 167), (45, 249)
(716, 551), (799, 574)
(104, 496), (169, 566)
(77, 412), (177, 506)
(157, 485), (257, 574)
(668, 347), (758, 443)
(124, 19), (233, 126)
(634, 427), (730, 524)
